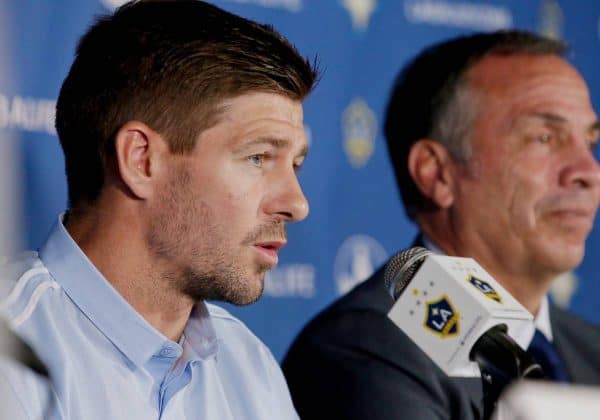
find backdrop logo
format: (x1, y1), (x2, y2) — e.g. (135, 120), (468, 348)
(0, 94), (56, 135)
(538, 0), (563, 40)
(334, 234), (387, 295)
(102, 0), (303, 12)
(225, 0), (302, 12)
(424, 295), (460, 338)
(341, 0), (377, 31)
(549, 271), (578, 309)
(467, 275), (502, 303)
(342, 98), (377, 168)
(404, 0), (512, 30)
(264, 263), (316, 298)
(100, 0), (128, 9)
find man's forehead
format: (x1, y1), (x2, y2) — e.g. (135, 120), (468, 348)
(468, 54), (586, 92)
(219, 92), (304, 125)
(467, 54), (595, 120)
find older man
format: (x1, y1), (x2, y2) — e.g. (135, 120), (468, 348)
(283, 30), (600, 420)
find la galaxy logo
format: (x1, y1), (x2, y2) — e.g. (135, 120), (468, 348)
(100, 0), (128, 9)
(334, 234), (387, 295)
(342, 98), (377, 168)
(538, 0), (563, 40)
(549, 271), (578, 309)
(467, 275), (502, 303)
(341, 0), (377, 31)
(424, 295), (459, 338)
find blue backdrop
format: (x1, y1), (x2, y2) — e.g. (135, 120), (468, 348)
(1, 0), (599, 360)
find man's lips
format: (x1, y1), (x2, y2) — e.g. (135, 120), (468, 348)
(547, 208), (596, 228)
(253, 241), (287, 265)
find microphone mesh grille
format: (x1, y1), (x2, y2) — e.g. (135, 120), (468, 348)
(384, 246), (431, 300)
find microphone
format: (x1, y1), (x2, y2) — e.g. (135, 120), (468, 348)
(385, 247), (543, 418)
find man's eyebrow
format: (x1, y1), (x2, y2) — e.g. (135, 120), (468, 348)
(524, 113), (600, 135)
(529, 112), (567, 124)
(236, 137), (309, 157)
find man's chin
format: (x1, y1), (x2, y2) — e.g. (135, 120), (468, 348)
(540, 242), (585, 275)
(225, 272), (266, 306)
(226, 289), (263, 306)
(182, 268), (266, 306)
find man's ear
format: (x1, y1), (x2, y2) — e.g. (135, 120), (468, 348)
(114, 121), (168, 200)
(408, 139), (456, 209)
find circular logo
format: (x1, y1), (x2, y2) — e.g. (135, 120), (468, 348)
(549, 271), (578, 309)
(100, 0), (129, 10)
(334, 234), (387, 295)
(342, 98), (377, 168)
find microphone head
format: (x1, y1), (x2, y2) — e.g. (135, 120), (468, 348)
(384, 246), (431, 300)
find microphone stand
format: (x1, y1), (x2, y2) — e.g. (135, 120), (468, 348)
(469, 324), (544, 420)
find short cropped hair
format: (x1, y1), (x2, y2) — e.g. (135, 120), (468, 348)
(384, 30), (566, 220)
(56, 0), (318, 208)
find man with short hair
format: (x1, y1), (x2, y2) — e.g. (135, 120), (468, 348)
(283, 30), (600, 420)
(0, 1), (317, 418)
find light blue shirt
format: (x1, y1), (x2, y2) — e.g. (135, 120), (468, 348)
(0, 217), (299, 419)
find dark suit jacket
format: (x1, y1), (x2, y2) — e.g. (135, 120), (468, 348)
(282, 262), (600, 420)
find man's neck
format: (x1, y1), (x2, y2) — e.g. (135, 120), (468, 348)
(65, 205), (194, 341)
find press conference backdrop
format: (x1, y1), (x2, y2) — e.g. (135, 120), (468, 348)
(0, 1), (22, 357)
(1, 0), (599, 360)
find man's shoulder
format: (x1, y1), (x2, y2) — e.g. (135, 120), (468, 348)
(0, 356), (54, 419)
(284, 264), (434, 371)
(550, 304), (600, 385)
(0, 251), (53, 308)
(0, 251), (61, 330)
(553, 304), (600, 343)
(0, 251), (44, 280)
(551, 304), (600, 344)
(293, 264), (392, 335)
(282, 265), (481, 420)
(320, 264), (393, 317)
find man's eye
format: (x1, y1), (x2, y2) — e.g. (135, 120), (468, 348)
(248, 154), (265, 167)
(536, 133), (553, 144)
(588, 137), (599, 151)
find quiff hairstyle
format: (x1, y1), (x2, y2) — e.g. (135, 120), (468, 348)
(56, 0), (317, 208)
(384, 30), (566, 221)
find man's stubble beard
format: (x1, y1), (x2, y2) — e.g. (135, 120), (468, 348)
(146, 165), (278, 306)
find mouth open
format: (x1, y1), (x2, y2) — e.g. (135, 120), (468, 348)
(253, 241), (286, 266)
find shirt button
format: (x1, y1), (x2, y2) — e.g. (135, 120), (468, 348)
(159, 347), (174, 357)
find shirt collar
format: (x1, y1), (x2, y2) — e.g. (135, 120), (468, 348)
(182, 304), (219, 360)
(39, 214), (218, 368)
(534, 295), (552, 341)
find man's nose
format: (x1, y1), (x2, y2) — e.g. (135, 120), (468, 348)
(263, 171), (309, 222)
(560, 142), (600, 190)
